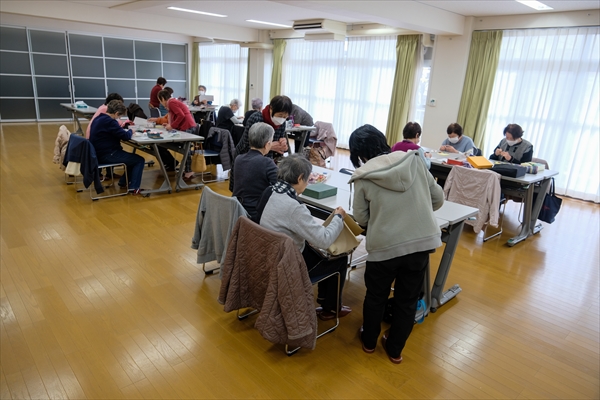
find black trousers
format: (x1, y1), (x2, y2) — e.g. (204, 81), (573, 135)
(301, 243), (348, 312)
(361, 251), (430, 357)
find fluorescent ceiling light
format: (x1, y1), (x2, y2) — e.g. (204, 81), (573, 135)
(515, 1), (553, 11)
(167, 6), (227, 18)
(246, 20), (292, 28)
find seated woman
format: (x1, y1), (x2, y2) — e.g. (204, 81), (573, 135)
(255, 154), (352, 321)
(440, 123), (475, 154)
(85, 93), (126, 139)
(244, 98), (262, 127)
(391, 122), (431, 168)
(348, 124), (444, 364)
(89, 100), (146, 195)
(489, 123), (533, 164)
(236, 95), (291, 158)
(233, 122), (278, 220)
(216, 99), (244, 132)
(192, 85), (212, 106)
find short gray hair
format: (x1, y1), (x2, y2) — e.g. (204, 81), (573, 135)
(251, 97), (263, 110)
(277, 154), (312, 184)
(230, 98), (240, 108)
(107, 99), (126, 115)
(248, 122), (274, 149)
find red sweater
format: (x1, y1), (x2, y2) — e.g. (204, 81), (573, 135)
(167, 98), (196, 131)
(391, 140), (420, 152)
(149, 84), (162, 107)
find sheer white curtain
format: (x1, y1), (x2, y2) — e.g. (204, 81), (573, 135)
(484, 27), (599, 202)
(281, 36), (397, 147)
(198, 44), (248, 108)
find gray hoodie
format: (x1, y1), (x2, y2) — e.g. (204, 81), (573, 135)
(348, 150), (444, 262)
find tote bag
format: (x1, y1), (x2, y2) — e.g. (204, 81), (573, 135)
(538, 178), (562, 224)
(321, 212), (364, 256)
(191, 143), (207, 173)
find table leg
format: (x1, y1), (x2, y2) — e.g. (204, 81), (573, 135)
(531, 178), (551, 235)
(430, 220), (464, 312)
(175, 141), (204, 192)
(507, 182), (535, 246)
(72, 112), (85, 136)
(141, 143), (172, 195)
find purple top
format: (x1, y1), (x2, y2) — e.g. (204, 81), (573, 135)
(391, 140), (420, 152)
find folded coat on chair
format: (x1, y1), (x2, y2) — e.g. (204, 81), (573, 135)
(62, 134), (104, 194)
(218, 217), (317, 350)
(443, 166), (501, 233)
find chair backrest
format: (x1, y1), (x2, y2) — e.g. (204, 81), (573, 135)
(532, 157), (549, 169)
(149, 108), (160, 118)
(127, 103), (148, 121)
(444, 166), (502, 232)
(195, 186), (248, 266)
(218, 216), (317, 350)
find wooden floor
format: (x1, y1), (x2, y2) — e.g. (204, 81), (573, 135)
(1, 122), (599, 399)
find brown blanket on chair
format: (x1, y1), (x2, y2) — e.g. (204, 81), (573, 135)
(218, 217), (317, 350)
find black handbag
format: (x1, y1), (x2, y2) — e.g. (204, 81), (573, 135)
(537, 178), (562, 224)
(492, 163), (527, 178)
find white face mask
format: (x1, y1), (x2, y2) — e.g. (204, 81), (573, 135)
(506, 139), (518, 146)
(198, 90), (205, 96)
(448, 137), (459, 144)
(271, 116), (286, 126)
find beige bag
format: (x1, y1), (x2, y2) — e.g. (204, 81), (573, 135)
(322, 212), (364, 256)
(191, 143), (207, 172)
(65, 161), (81, 176)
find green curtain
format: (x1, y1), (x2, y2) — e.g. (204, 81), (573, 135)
(385, 35), (420, 146)
(269, 39), (287, 99)
(190, 42), (199, 101)
(457, 30), (503, 149)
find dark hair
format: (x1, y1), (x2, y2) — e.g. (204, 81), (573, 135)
(104, 93), (123, 106)
(106, 99), (127, 115)
(348, 124), (391, 169)
(164, 86), (174, 95)
(402, 122), (422, 139)
(269, 95), (292, 115)
(157, 89), (171, 101)
(157, 77), (167, 85)
(277, 153), (312, 184)
(198, 85), (207, 91)
(447, 122), (463, 136)
(503, 123), (523, 139)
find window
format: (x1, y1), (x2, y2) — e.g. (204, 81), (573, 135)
(198, 44), (248, 108)
(485, 27), (599, 202)
(282, 36), (397, 147)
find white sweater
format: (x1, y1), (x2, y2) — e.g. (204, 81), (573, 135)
(260, 192), (344, 253)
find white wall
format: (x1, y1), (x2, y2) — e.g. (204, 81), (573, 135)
(421, 17), (474, 149)
(421, 10), (598, 150)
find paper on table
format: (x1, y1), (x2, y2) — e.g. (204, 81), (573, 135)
(133, 117), (147, 126)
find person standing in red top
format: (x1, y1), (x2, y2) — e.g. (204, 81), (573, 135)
(157, 89), (197, 179)
(150, 77), (167, 115)
(157, 90), (196, 132)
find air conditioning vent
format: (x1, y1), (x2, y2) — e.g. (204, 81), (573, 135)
(293, 21), (324, 31)
(292, 19), (346, 36)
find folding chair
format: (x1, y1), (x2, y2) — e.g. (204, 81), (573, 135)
(192, 187), (248, 275)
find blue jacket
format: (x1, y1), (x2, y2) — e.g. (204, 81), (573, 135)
(89, 113), (133, 160)
(62, 134), (104, 194)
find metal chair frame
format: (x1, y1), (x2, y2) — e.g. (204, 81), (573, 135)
(235, 270), (341, 356)
(69, 163), (129, 200)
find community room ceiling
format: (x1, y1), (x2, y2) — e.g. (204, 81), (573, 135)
(2, 0), (599, 40)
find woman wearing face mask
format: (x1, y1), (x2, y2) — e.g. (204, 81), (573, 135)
(439, 123), (475, 154)
(230, 95), (291, 192)
(192, 85), (212, 106)
(489, 123), (533, 164)
(391, 122), (431, 168)
(235, 95), (291, 157)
